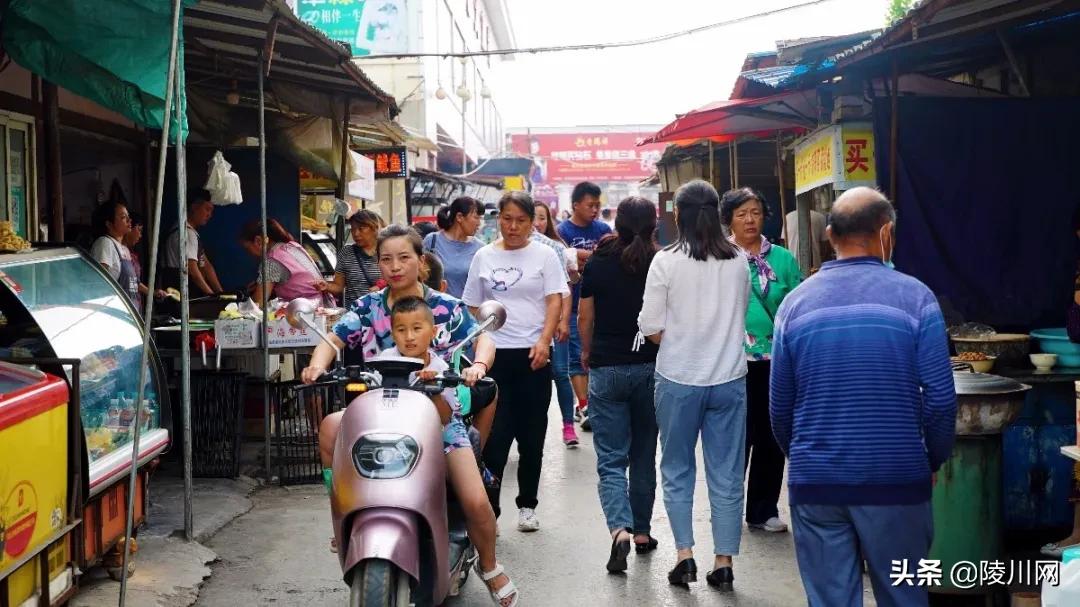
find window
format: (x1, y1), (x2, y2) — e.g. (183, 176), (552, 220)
(0, 113), (36, 239)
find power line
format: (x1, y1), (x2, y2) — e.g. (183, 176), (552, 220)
(356, 0), (840, 60)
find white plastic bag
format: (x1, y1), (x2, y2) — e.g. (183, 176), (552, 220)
(204, 151), (243, 205)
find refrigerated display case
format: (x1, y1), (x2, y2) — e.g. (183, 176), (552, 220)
(0, 246), (171, 571)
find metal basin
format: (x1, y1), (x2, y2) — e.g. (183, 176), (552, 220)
(952, 364), (1030, 435)
(955, 393), (1026, 435)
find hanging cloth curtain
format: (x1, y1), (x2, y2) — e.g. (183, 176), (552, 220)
(1, 0), (195, 138)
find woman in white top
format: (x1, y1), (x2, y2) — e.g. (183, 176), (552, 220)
(463, 191), (569, 532)
(89, 201), (142, 307)
(638, 179), (750, 592)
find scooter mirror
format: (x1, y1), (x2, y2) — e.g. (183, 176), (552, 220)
(285, 298), (317, 330)
(477, 300), (507, 332)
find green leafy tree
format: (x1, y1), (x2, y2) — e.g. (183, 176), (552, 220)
(887, 0), (915, 24)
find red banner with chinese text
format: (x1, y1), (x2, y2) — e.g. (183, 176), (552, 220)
(509, 132), (666, 183)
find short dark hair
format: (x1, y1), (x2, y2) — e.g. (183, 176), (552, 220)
(829, 190), (896, 239)
(571, 181), (601, 205)
(498, 190), (536, 220)
(240, 218), (295, 244)
(423, 252), (444, 290)
(129, 211), (144, 228)
(436, 196), (483, 230)
(413, 221), (438, 239)
(187, 188), (212, 211)
(390, 295), (434, 325)
(92, 200), (127, 238)
(720, 187), (770, 226)
(665, 180), (738, 261)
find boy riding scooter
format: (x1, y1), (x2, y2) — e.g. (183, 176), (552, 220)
(333, 296), (519, 606)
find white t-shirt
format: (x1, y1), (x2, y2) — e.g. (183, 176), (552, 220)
(164, 225), (202, 269)
(381, 346), (459, 414)
(90, 236), (131, 281)
(638, 247), (749, 386)
(462, 241), (570, 349)
(784, 210), (827, 269)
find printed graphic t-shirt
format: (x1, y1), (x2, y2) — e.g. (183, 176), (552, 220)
(462, 241), (570, 349)
(332, 286), (478, 363)
(556, 219), (612, 310)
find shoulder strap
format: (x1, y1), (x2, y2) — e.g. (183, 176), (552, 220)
(749, 281), (775, 323)
(351, 244), (377, 284)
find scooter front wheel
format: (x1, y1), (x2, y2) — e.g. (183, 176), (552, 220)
(349, 559), (411, 607)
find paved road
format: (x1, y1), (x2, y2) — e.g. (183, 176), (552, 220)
(197, 403), (878, 606)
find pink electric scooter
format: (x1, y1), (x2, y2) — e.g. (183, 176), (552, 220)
(287, 299), (506, 607)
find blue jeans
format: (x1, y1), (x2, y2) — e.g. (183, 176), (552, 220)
(654, 373), (746, 555)
(791, 502), (933, 607)
(566, 314), (584, 376)
(589, 363), (658, 534)
(552, 339), (574, 424)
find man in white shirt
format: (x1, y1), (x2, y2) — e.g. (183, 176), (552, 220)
(163, 189), (223, 295)
(784, 209), (830, 270)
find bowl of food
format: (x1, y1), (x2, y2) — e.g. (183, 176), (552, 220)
(951, 333), (1030, 366)
(1029, 329), (1080, 368)
(952, 352), (995, 373)
(1029, 353), (1058, 372)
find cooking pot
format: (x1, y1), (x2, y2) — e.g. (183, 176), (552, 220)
(951, 363), (1030, 436)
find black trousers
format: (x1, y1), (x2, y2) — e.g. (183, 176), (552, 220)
(744, 359), (786, 524)
(482, 348), (552, 518)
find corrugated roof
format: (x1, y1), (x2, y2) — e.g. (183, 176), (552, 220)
(740, 65), (801, 88)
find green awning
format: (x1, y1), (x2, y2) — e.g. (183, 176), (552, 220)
(2, 0), (193, 136)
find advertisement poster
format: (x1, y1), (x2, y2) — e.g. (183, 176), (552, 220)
(509, 132), (666, 184)
(292, 0), (409, 56)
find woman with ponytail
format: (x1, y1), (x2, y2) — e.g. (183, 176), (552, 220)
(577, 197), (661, 573)
(424, 196), (485, 297)
(638, 179), (749, 592)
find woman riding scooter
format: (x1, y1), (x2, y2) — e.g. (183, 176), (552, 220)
(302, 224), (513, 605)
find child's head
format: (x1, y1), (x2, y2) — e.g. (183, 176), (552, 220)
(390, 296), (435, 359)
(423, 252), (448, 292)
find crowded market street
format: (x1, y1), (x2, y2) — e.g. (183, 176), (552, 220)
(193, 402), (869, 607)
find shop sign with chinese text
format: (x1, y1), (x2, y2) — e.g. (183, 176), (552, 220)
(360, 147), (408, 179)
(793, 123), (877, 195)
(290, 0), (410, 56)
(508, 132), (665, 183)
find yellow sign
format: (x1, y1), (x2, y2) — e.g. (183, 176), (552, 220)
(794, 127), (837, 195)
(1, 400), (68, 599)
(503, 176), (526, 192)
(841, 126), (876, 184)
(793, 123), (878, 194)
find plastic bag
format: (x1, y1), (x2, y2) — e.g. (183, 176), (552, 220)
(204, 151), (243, 205)
(948, 322), (997, 339)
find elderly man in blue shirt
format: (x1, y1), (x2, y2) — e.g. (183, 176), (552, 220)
(770, 187), (956, 607)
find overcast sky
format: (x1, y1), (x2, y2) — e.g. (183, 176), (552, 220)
(492, 0), (891, 129)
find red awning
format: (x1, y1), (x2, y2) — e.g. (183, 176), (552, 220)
(642, 74), (1004, 146)
(641, 89), (818, 145)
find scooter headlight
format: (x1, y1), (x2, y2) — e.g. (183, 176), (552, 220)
(352, 433), (420, 479)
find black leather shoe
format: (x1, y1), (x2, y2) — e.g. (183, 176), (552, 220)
(706, 567), (734, 591)
(606, 536), (631, 573)
(667, 558), (698, 586)
(634, 536), (659, 555)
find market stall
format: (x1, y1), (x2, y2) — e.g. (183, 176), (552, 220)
(0, 246), (172, 588)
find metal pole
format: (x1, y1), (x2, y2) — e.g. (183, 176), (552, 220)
(776, 134), (789, 245)
(176, 64), (192, 541)
(259, 53), (272, 481)
(461, 99), (467, 176)
(119, 0), (183, 603)
(733, 138), (740, 186)
(336, 98), (350, 247)
(43, 81), (64, 242)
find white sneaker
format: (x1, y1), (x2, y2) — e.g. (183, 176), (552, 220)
(517, 508), (540, 532)
(749, 516), (789, 533)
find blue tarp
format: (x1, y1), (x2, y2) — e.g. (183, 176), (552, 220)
(874, 97), (1080, 331)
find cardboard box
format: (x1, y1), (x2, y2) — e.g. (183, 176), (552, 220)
(214, 318), (259, 349)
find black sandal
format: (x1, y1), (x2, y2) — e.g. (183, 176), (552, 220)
(606, 536), (632, 573)
(634, 536), (659, 554)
